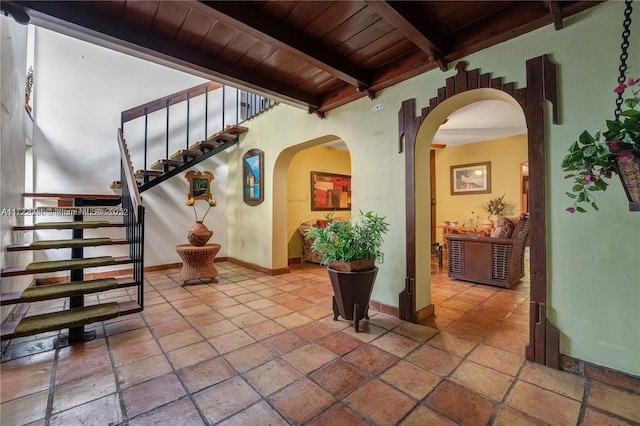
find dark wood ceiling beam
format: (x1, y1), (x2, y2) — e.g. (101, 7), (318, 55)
(448, 1), (601, 58)
(11, 0), (319, 108)
(194, 1), (371, 88)
(546, 1), (563, 30)
(365, 0), (447, 71)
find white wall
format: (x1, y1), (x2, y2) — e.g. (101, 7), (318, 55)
(32, 28), (229, 268)
(1, 15), (32, 321)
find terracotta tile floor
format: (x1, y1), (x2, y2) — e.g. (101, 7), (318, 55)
(2, 261), (638, 425)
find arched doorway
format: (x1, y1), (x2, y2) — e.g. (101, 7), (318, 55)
(399, 58), (560, 368)
(272, 135), (350, 270)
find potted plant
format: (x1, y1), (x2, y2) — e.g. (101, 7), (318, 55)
(561, 76), (640, 212)
(480, 194), (507, 225)
(305, 211), (389, 331)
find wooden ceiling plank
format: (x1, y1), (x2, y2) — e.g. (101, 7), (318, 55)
(364, 0), (447, 70)
(198, 21), (238, 57)
(320, 7), (382, 50)
(150, 1), (191, 40)
(334, 18), (396, 58)
(122, 1), (159, 31)
(194, 1), (370, 88)
(174, 8), (216, 47)
(285, 1), (334, 31)
(16, 1), (319, 108)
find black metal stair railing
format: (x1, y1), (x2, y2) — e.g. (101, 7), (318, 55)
(117, 129), (144, 309)
(120, 82), (276, 193)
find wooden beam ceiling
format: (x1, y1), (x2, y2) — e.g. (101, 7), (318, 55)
(11, 0), (320, 108)
(364, 1), (448, 71)
(194, 1), (371, 89)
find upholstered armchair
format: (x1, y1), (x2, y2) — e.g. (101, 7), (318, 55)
(297, 217), (346, 264)
(445, 214), (530, 288)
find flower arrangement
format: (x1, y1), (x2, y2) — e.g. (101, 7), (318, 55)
(185, 196), (217, 222)
(561, 76), (640, 212)
(480, 194), (507, 217)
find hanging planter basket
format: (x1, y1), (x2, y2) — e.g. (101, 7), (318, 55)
(617, 156), (640, 211)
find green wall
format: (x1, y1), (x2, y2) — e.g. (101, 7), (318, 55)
(227, 2), (639, 375)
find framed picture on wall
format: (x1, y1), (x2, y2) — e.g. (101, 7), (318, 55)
(450, 161), (491, 195)
(185, 171), (214, 200)
(311, 171), (351, 211)
(243, 149), (264, 206)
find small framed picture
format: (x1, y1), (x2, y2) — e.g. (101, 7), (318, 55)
(243, 149), (264, 206)
(185, 171), (214, 200)
(450, 161), (491, 195)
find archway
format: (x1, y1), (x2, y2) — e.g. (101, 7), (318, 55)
(272, 135), (350, 270)
(399, 57), (560, 368)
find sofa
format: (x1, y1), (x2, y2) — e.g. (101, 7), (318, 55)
(297, 217), (345, 263)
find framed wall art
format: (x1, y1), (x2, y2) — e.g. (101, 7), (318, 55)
(450, 161), (491, 195)
(185, 171), (214, 200)
(243, 149), (264, 206)
(310, 171), (351, 211)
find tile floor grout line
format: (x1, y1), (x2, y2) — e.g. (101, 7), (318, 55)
(42, 332), (61, 426)
(103, 315), (133, 425)
(576, 378), (592, 425)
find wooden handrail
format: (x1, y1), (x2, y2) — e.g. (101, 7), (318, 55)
(121, 81), (223, 123)
(117, 128), (143, 222)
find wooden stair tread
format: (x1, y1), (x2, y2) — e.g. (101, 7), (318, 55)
(1, 277), (137, 305)
(7, 238), (128, 251)
(134, 170), (163, 178)
(224, 124), (249, 135)
(170, 149), (201, 160)
(22, 192), (121, 200)
(207, 131), (236, 142)
(13, 221), (125, 231)
(1, 301), (141, 340)
(150, 159), (182, 170)
(1, 256), (132, 277)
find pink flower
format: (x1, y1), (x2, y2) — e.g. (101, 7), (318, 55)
(614, 83), (627, 94)
(606, 140), (623, 152)
(618, 150), (636, 163)
(566, 207), (576, 214)
(628, 77), (640, 86)
(585, 174), (597, 183)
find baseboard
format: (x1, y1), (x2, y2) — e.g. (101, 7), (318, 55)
(288, 257), (301, 265)
(369, 300), (399, 317)
(416, 304), (435, 323)
(560, 354), (640, 394)
(227, 257), (290, 275)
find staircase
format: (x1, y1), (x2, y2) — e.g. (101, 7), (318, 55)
(118, 82), (275, 193)
(1, 132), (145, 344)
(1, 82), (273, 345)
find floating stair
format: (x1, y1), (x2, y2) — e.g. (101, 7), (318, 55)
(2, 192), (143, 343)
(1, 301), (142, 340)
(134, 169), (163, 181)
(1, 256), (132, 277)
(7, 237), (127, 251)
(150, 158), (182, 170)
(0, 277), (137, 305)
(13, 220), (125, 231)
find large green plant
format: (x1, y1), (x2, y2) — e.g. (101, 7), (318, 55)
(305, 211), (389, 264)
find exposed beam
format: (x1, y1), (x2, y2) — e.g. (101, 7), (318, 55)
(195, 1), (371, 89)
(11, 1), (319, 108)
(545, 1), (563, 30)
(365, 0), (447, 71)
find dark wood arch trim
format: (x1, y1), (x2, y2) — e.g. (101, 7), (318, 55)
(398, 57), (561, 368)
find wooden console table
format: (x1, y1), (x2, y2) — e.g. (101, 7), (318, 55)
(438, 225), (492, 263)
(175, 243), (221, 286)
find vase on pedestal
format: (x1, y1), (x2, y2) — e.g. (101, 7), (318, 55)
(187, 221), (212, 246)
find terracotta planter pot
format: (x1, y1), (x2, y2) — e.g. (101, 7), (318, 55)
(327, 266), (378, 332)
(187, 221), (213, 246)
